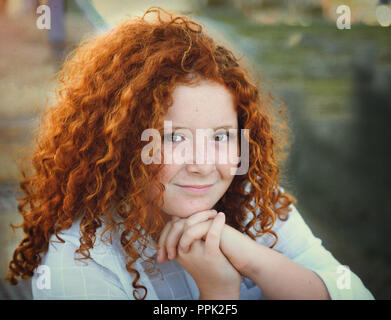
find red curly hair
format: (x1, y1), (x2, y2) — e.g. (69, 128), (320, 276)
(6, 7), (297, 299)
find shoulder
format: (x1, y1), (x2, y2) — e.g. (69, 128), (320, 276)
(248, 190), (375, 299)
(241, 182), (329, 259)
(252, 199), (318, 257)
(32, 216), (132, 299)
(242, 184), (313, 253)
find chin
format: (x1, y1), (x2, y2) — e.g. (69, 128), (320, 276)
(164, 201), (216, 219)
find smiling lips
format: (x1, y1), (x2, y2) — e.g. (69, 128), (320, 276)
(175, 184), (214, 193)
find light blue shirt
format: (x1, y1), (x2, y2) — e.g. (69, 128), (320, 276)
(32, 202), (374, 300)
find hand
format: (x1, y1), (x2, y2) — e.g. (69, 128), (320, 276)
(157, 209), (218, 262)
(157, 210), (264, 279)
(157, 211), (242, 299)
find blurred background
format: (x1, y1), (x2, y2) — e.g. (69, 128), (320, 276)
(0, 0), (390, 300)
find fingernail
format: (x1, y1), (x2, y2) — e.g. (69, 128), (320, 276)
(167, 252), (173, 260)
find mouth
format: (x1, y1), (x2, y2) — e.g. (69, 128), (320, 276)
(174, 184), (214, 194)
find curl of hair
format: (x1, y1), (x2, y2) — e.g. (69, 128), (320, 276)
(6, 7), (297, 299)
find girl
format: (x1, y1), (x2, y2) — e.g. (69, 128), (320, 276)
(6, 8), (373, 300)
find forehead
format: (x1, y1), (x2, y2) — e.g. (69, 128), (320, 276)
(164, 80), (238, 128)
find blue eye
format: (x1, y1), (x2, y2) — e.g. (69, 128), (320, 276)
(164, 131), (236, 143)
(214, 131), (229, 142)
(164, 133), (183, 143)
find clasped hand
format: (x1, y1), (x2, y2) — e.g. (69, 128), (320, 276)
(156, 210), (242, 299)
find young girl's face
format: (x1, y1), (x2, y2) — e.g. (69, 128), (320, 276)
(152, 79), (239, 221)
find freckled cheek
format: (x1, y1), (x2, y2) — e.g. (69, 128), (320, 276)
(145, 164), (179, 201)
(216, 139), (240, 161)
(157, 163), (182, 185)
(216, 145), (239, 178)
(216, 162), (237, 182)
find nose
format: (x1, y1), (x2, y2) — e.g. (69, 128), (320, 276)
(186, 161), (216, 175)
(185, 136), (216, 175)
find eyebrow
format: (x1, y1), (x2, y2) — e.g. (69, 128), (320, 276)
(171, 125), (237, 130)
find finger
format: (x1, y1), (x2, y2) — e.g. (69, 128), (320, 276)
(177, 239), (203, 266)
(179, 220), (213, 253)
(157, 215), (182, 262)
(179, 238), (203, 255)
(177, 210), (216, 254)
(157, 221), (173, 262)
(165, 210), (215, 260)
(165, 219), (185, 260)
(184, 209), (217, 230)
(158, 210), (216, 262)
(205, 212), (225, 255)
(171, 215), (181, 222)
